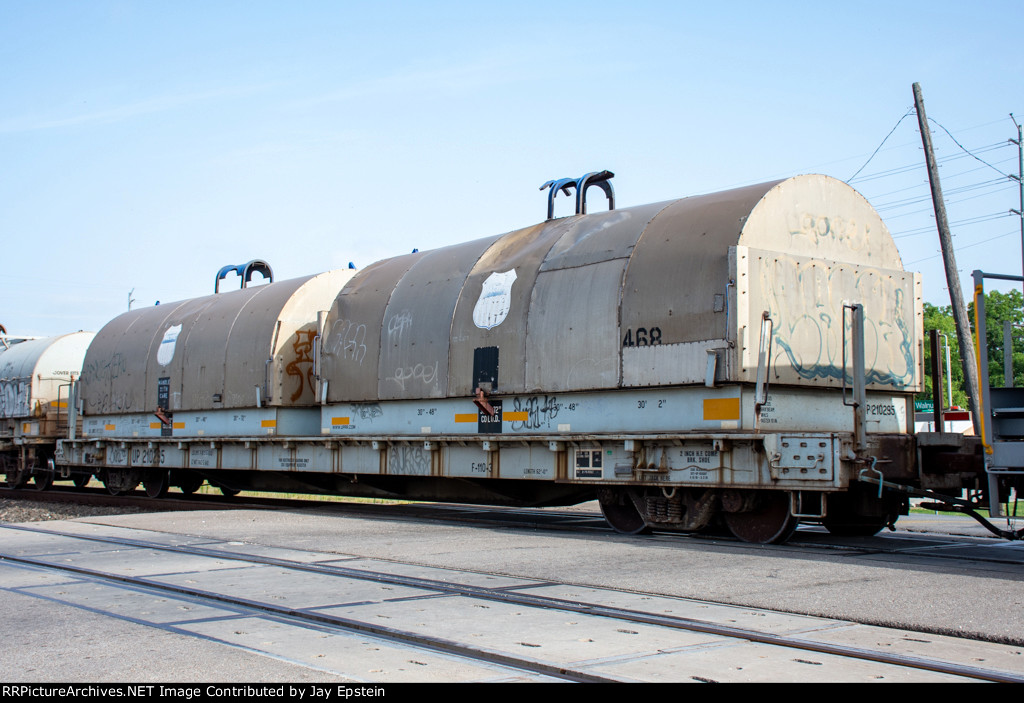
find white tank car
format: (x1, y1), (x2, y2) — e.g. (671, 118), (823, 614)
(1, 331), (94, 488)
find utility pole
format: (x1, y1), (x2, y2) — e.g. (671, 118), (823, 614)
(1011, 114), (1023, 287)
(912, 82), (982, 435)
(1010, 115), (1023, 390)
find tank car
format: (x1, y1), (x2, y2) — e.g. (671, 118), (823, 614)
(1, 331), (94, 488)
(55, 173), (990, 543)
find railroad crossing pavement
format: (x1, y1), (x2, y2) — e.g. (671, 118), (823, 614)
(1, 505), (1023, 682)
(2, 512), (1023, 683)
(29, 507), (1024, 633)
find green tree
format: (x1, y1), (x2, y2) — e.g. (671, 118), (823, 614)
(919, 290), (1024, 410)
(969, 288), (1024, 389)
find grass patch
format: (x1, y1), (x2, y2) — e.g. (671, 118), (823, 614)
(194, 484), (409, 505)
(910, 505), (1022, 518)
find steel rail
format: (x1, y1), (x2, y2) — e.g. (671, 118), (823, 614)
(0, 548), (615, 684)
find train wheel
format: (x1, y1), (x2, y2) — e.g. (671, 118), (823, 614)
(823, 504), (892, 537)
(219, 486), (240, 497)
(822, 488), (896, 537)
(177, 474), (204, 495)
(598, 490), (652, 535)
(32, 471), (53, 491)
(4, 469), (28, 488)
(143, 469), (169, 499)
(73, 474), (91, 489)
(2, 456), (28, 488)
(104, 469), (139, 496)
(723, 491), (798, 544)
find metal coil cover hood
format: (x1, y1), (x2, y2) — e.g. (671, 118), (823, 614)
(320, 174), (919, 402)
(81, 270), (354, 414)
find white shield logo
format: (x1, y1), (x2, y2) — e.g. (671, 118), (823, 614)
(157, 324), (182, 366)
(473, 270), (517, 330)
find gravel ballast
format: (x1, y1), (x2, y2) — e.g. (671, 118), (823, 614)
(0, 498), (145, 523)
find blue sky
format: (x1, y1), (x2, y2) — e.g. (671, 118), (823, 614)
(2, 1), (1022, 336)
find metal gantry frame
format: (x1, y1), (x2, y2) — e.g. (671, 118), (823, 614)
(973, 270), (1024, 518)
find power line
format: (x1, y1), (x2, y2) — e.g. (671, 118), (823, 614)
(905, 229), (1020, 265)
(891, 211), (1013, 239)
(846, 107), (915, 183)
(929, 117), (1012, 179)
(851, 142), (1012, 185)
(882, 183), (1018, 220)
(876, 176), (1014, 211)
(876, 183), (1012, 216)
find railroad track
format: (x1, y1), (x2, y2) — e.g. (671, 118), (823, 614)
(2, 522), (1022, 683)
(4, 487), (1023, 571)
(0, 485), (282, 512)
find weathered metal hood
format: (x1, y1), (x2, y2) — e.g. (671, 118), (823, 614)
(320, 174), (919, 402)
(81, 270), (354, 414)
